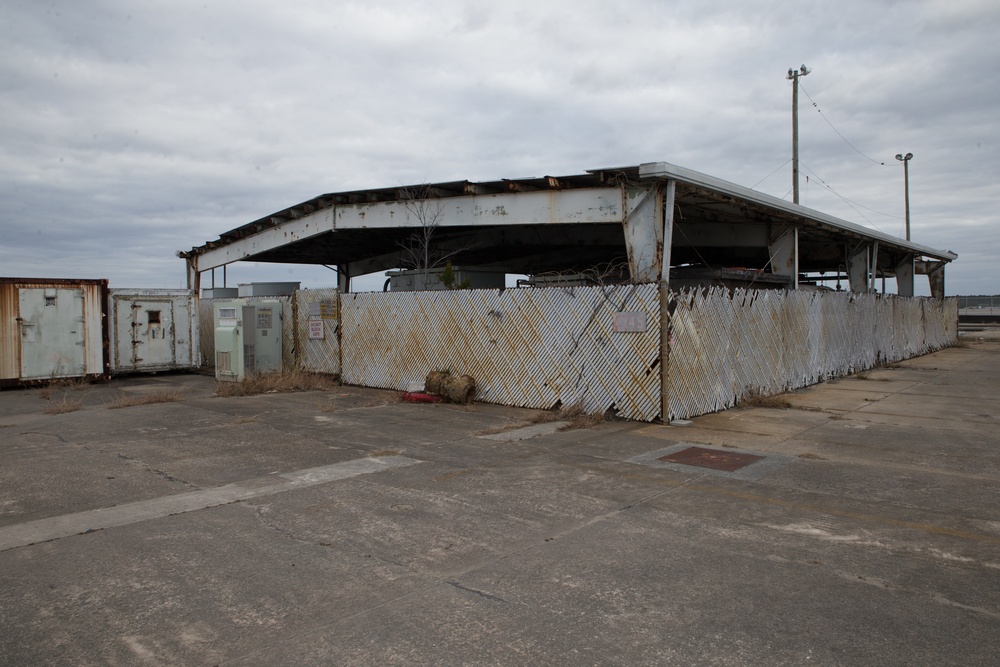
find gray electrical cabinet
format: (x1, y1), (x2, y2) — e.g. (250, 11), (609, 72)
(213, 299), (282, 381)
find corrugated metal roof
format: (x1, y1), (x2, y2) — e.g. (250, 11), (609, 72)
(636, 162), (956, 262)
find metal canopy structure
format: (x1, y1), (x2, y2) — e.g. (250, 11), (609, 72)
(180, 161), (956, 297)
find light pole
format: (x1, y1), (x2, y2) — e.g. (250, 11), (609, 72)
(895, 152), (913, 240)
(787, 64), (810, 204)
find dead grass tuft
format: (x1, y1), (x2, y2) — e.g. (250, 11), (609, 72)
(235, 415), (258, 424)
(44, 398), (83, 415)
(319, 388), (400, 413)
(530, 403), (609, 431)
(214, 370), (339, 397)
(107, 390), (185, 410)
(857, 361), (904, 380)
(475, 421), (528, 436)
(370, 449), (400, 457)
(854, 370), (892, 382)
(37, 378), (90, 400)
(739, 390), (792, 410)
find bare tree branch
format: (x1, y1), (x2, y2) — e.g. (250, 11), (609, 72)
(395, 186), (476, 289)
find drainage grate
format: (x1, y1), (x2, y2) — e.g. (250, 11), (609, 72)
(657, 446), (765, 472)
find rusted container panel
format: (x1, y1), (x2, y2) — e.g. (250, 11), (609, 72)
(0, 278), (109, 385)
(198, 297), (215, 369)
(665, 288), (959, 421)
(295, 288), (340, 375)
(0, 283), (20, 381)
(340, 284), (661, 421)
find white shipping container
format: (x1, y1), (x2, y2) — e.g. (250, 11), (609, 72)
(0, 278), (109, 386)
(109, 289), (199, 374)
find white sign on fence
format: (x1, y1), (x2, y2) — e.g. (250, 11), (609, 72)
(614, 311), (647, 332)
(308, 318), (325, 340)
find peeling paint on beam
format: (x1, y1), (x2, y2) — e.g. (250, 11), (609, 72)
(194, 207), (335, 271)
(333, 188), (624, 230)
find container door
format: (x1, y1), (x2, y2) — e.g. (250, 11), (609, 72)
(18, 287), (87, 380)
(125, 300), (176, 370)
(113, 298), (135, 370)
(172, 296), (193, 367)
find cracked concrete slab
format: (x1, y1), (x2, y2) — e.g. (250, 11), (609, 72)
(1, 338), (999, 665)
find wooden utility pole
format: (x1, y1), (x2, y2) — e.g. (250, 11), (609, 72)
(895, 152), (913, 240)
(787, 65), (810, 204)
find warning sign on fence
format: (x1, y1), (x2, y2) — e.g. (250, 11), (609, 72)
(308, 318), (325, 340)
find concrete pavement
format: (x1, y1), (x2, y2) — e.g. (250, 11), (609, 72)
(1, 332), (999, 665)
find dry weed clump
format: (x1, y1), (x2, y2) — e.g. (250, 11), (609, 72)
(106, 390), (185, 410)
(739, 390), (793, 410)
(38, 377), (90, 400)
(856, 360), (905, 380)
(44, 398), (84, 415)
(530, 403), (608, 431)
(370, 449), (401, 457)
(214, 370), (339, 397)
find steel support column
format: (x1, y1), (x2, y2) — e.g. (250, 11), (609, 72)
(622, 183), (663, 283)
(186, 257), (200, 293)
(896, 255), (915, 297)
(847, 243), (870, 293)
(869, 241), (879, 292)
(928, 262), (946, 299)
(659, 179), (675, 422)
(768, 226), (798, 288)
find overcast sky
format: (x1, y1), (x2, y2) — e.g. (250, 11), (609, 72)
(1, 0), (997, 295)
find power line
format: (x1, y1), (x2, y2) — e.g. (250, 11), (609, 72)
(799, 83), (886, 166)
(751, 160), (792, 190)
(798, 163), (903, 235)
